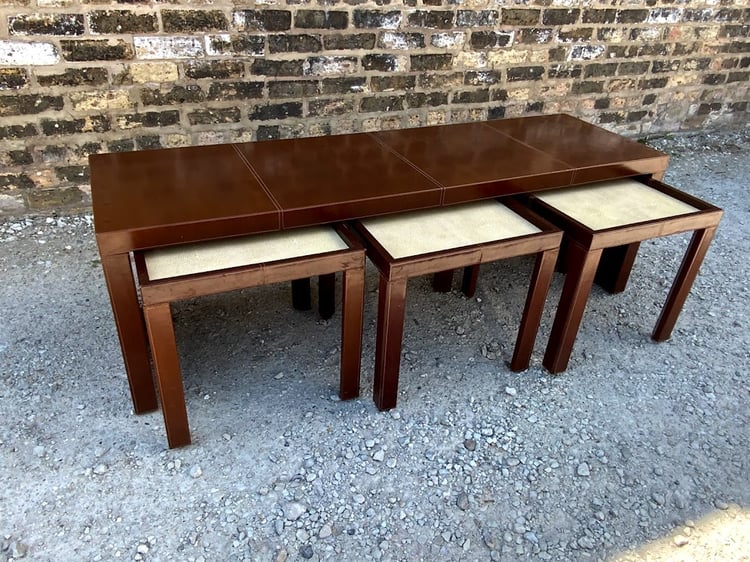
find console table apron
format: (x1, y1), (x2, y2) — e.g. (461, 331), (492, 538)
(90, 114), (669, 414)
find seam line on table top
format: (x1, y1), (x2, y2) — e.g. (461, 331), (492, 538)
(479, 121), (577, 182)
(231, 143), (285, 229)
(366, 132), (447, 207)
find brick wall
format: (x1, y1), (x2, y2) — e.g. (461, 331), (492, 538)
(0, 0), (748, 215)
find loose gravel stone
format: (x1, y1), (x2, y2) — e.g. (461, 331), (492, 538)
(577, 463), (591, 477)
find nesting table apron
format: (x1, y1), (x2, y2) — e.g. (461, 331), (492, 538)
(90, 114), (670, 414)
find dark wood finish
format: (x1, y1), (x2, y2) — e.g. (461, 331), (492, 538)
(432, 270), (454, 293)
(595, 243), (641, 294)
(461, 265), (480, 298)
(356, 202), (562, 410)
(135, 225), (366, 447)
(523, 178), (723, 374)
(91, 115), (675, 415)
(291, 278), (312, 311)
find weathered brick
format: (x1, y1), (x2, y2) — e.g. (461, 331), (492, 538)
(371, 75), (416, 92)
(471, 31), (513, 49)
(407, 11), (454, 29)
(582, 10), (616, 24)
(208, 82), (263, 101)
(133, 37), (203, 59)
(727, 42), (750, 53)
(618, 61), (650, 75)
(249, 102), (303, 120)
(185, 61), (244, 80)
(729, 101), (748, 112)
(9, 13), (84, 36)
(354, 10), (402, 30)
(548, 64), (582, 79)
(142, 85), (204, 106)
(419, 72), (463, 89)
(269, 34), (322, 54)
(304, 56), (357, 76)
(325, 34), (376, 50)
(716, 8), (744, 22)
(70, 90), (132, 111)
(518, 28), (553, 45)
(360, 95), (404, 112)
(89, 10), (157, 33)
(627, 110), (648, 122)
(639, 77), (669, 89)
(543, 9), (580, 26)
(464, 70), (500, 86)
(722, 25), (750, 39)
(188, 108), (241, 125)
(697, 103), (722, 115)
(502, 9), (540, 26)
(0, 68), (28, 89)
(431, 32), (466, 49)
(0, 40), (58, 65)
(378, 32), (425, 50)
(728, 71), (749, 82)
(507, 66), (544, 81)
(488, 106), (506, 120)
(0, 173), (35, 190)
(526, 101), (544, 113)
(741, 57), (750, 68)
(26, 187), (83, 210)
(616, 10), (649, 24)
(251, 59), (305, 77)
(234, 10), (291, 32)
(594, 98), (610, 109)
(584, 63), (617, 78)
(642, 94), (657, 105)
(163, 10), (228, 32)
(0, 94), (64, 116)
(295, 10), (348, 29)
(599, 112), (624, 124)
(453, 89), (489, 104)
(205, 35), (264, 57)
(648, 8), (681, 24)
(571, 81), (603, 95)
(0, 123), (37, 139)
(61, 39), (133, 61)
(456, 10), (498, 27)
(7, 150), (33, 165)
(73, 142), (102, 158)
(652, 60), (681, 73)
(558, 28), (593, 43)
(37, 67), (108, 87)
(569, 45), (605, 60)
(722, 58), (739, 70)
(40, 145), (67, 164)
(322, 77), (366, 94)
(308, 98), (355, 117)
(269, 80), (320, 98)
(107, 139), (135, 152)
(406, 92), (449, 108)
(55, 165), (89, 183)
(410, 54), (453, 71)
(136, 136), (162, 150)
(703, 74), (727, 85)
(116, 110), (180, 129)
(363, 54), (401, 72)
(683, 9), (715, 23)
(41, 116), (110, 136)
(673, 43), (702, 56)
(257, 126), (280, 141)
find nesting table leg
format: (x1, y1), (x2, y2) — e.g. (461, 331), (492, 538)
(339, 268), (365, 400)
(461, 265), (480, 298)
(511, 248), (558, 372)
(291, 278), (312, 311)
(101, 254), (158, 414)
(143, 302), (191, 448)
(652, 227), (717, 342)
(543, 244), (603, 374)
(373, 275), (408, 411)
(432, 270), (454, 293)
(595, 242), (641, 294)
(318, 273), (336, 320)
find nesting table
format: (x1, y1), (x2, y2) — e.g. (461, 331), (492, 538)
(90, 114), (673, 415)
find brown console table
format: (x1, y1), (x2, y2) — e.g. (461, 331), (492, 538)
(90, 114), (669, 414)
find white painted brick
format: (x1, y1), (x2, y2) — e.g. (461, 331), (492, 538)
(130, 62), (179, 83)
(134, 37), (203, 60)
(303, 57), (357, 76)
(0, 40), (58, 65)
(69, 90), (133, 111)
(431, 32), (466, 49)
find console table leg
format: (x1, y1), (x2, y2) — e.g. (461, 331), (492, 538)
(596, 242), (640, 294)
(543, 244), (603, 374)
(291, 278), (312, 311)
(652, 227), (717, 342)
(143, 302), (191, 448)
(373, 275), (408, 411)
(101, 253), (158, 414)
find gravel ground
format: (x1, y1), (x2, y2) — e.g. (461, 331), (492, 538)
(1, 129), (749, 561)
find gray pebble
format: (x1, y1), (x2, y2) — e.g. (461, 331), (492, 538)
(576, 463), (590, 477)
(283, 502), (306, 521)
